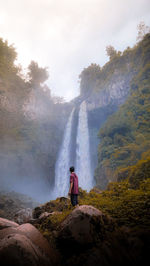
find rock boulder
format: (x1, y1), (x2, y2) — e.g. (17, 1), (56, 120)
(0, 217), (19, 229)
(57, 205), (116, 249)
(0, 217), (58, 266)
(0, 233), (49, 266)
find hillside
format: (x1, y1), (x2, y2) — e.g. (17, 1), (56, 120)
(94, 33), (150, 189)
(71, 35), (147, 176)
(26, 179), (150, 266)
(0, 39), (71, 200)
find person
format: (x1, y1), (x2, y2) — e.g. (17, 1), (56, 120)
(68, 166), (79, 207)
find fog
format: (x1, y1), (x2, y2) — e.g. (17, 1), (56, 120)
(0, 0), (150, 203)
(0, 85), (67, 203)
(0, 132), (55, 203)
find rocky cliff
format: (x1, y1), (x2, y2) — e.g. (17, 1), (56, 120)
(94, 33), (150, 189)
(73, 34), (150, 187)
(86, 68), (133, 111)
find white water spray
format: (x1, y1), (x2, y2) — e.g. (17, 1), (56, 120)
(76, 101), (93, 191)
(53, 108), (75, 197)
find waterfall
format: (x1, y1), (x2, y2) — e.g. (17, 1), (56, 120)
(53, 108), (75, 198)
(52, 101), (94, 199)
(76, 101), (93, 191)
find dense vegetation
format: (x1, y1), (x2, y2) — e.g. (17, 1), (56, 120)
(79, 44), (133, 97)
(78, 27), (150, 177)
(33, 177), (150, 247)
(95, 33), (150, 188)
(0, 38), (71, 199)
(79, 22), (150, 98)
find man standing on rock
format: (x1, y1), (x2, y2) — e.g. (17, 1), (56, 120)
(68, 166), (79, 207)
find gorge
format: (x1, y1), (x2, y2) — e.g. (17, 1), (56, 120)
(0, 33), (150, 203)
(0, 27), (150, 266)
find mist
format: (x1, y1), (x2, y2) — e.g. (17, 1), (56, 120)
(0, 69), (71, 202)
(0, 0), (150, 202)
(0, 146), (50, 203)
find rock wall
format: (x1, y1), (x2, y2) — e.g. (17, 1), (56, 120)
(72, 60), (135, 183)
(86, 69), (134, 111)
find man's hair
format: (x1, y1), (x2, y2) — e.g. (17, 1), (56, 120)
(70, 166), (75, 173)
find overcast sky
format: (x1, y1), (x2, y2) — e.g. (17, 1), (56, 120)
(0, 0), (150, 101)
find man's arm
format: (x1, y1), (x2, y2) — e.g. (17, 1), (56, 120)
(68, 182), (73, 195)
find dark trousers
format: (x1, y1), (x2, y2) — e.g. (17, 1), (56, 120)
(71, 194), (78, 206)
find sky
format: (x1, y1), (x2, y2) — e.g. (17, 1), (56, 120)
(0, 0), (150, 101)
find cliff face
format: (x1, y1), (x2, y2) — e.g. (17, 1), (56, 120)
(86, 67), (134, 111)
(93, 34), (150, 189)
(74, 34), (150, 189)
(76, 49), (136, 112)
(85, 65), (135, 180)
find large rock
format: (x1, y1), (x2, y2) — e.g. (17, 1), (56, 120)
(0, 217), (58, 266)
(0, 217), (19, 229)
(0, 233), (50, 266)
(57, 205), (116, 248)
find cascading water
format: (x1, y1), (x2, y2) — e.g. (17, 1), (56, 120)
(52, 101), (94, 199)
(53, 108), (75, 198)
(76, 101), (94, 191)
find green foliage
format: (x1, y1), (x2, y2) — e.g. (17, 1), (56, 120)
(106, 45), (117, 59)
(38, 209), (72, 234)
(79, 180), (150, 228)
(0, 38), (17, 79)
(128, 156), (150, 188)
(79, 63), (101, 95)
(95, 33), (150, 188)
(34, 180), (150, 245)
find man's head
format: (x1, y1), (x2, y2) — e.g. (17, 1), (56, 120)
(70, 166), (75, 173)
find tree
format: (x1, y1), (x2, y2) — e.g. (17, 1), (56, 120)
(136, 21), (150, 42)
(0, 38), (17, 78)
(106, 45), (117, 59)
(28, 61), (49, 88)
(79, 63), (101, 95)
